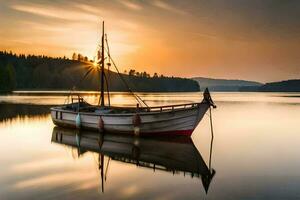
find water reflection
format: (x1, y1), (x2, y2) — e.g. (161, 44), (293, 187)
(51, 127), (215, 194)
(1, 93), (300, 199)
(0, 103), (50, 122)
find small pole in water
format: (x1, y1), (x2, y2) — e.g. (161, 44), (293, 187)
(209, 106), (214, 170)
(209, 107), (214, 139)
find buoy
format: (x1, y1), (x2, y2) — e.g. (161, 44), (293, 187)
(98, 116), (104, 132)
(134, 126), (140, 136)
(133, 138), (140, 146)
(132, 114), (141, 135)
(75, 113), (81, 129)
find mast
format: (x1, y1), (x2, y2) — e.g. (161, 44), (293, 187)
(100, 21), (105, 107)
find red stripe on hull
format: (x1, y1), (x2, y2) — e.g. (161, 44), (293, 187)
(142, 129), (194, 137)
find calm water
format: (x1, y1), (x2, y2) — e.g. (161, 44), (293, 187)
(0, 92), (300, 200)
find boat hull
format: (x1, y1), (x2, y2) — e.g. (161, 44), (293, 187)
(51, 103), (210, 136)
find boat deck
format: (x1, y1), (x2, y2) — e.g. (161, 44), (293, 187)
(57, 101), (204, 115)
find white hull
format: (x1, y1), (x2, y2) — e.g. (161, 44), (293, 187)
(51, 102), (210, 136)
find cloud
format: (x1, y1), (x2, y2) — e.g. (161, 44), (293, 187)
(119, 0), (142, 11)
(11, 3), (100, 22)
(21, 20), (71, 32)
(152, 0), (187, 15)
(74, 3), (103, 15)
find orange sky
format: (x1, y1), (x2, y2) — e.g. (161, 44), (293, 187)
(0, 0), (299, 82)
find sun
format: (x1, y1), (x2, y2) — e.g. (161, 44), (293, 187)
(93, 60), (98, 68)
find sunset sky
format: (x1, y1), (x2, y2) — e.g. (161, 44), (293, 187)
(0, 0), (299, 82)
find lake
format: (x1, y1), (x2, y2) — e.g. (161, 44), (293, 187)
(0, 92), (300, 200)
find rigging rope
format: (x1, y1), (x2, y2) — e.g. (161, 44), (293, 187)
(64, 65), (94, 104)
(63, 34), (149, 108)
(104, 35), (149, 108)
(103, 71), (111, 106)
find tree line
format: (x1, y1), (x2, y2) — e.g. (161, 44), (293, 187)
(123, 69), (167, 79)
(72, 52), (91, 63)
(239, 79), (300, 92)
(0, 51), (200, 92)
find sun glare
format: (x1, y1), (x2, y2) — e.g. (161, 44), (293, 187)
(93, 61), (98, 67)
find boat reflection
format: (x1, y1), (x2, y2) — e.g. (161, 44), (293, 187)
(51, 127), (215, 194)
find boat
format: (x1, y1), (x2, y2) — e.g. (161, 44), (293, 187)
(51, 127), (216, 193)
(50, 21), (216, 136)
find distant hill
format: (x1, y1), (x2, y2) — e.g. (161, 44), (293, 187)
(0, 51), (199, 92)
(193, 77), (262, 91)
(240, 79), (300, 92)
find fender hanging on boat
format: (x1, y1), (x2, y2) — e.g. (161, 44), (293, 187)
(132, 114), (141, 126)
(75, 113), (81, 128)
(98, 116), (104, 132)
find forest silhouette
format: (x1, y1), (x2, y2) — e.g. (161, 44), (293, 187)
(0, 51), (199, 93)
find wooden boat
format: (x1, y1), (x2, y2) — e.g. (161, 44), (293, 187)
(50, 21), (216, 136)
(51, 127), (216, 193)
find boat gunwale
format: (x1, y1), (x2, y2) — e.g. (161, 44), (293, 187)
(50, 101), (209, 117)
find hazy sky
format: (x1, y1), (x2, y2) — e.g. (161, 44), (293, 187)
(0, 0), (299, 82)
